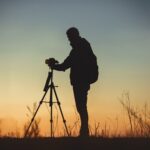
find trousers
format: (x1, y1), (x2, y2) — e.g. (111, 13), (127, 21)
(73, 84), (90, 136)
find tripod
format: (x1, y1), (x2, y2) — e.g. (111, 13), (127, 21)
(24, 69), (70, 137)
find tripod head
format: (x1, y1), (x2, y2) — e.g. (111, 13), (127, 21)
(44, 58), (58, 91)
(45, 58), (59, 70)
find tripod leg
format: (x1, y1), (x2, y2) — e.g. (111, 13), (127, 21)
(24, 90), (48, 137)
(50, 84), (54, 137)
(52, 86), (70, 136)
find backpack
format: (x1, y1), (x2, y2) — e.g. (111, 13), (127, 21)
(87, 54), (99, 84)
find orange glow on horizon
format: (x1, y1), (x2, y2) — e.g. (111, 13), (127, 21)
(0, 111), (133, 137)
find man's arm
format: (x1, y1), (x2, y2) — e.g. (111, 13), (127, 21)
(52, 52), (72, 71)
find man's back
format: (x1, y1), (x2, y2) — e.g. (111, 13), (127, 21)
(68, 38), (94, 85)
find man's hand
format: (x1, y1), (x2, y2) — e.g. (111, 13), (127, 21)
(45, 58), (59, 68)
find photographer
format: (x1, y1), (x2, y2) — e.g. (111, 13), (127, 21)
(48, 27), (97, 137)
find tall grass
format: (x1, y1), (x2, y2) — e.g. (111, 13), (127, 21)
(119, 92), (150, 137)
(23, 103), (41, 138)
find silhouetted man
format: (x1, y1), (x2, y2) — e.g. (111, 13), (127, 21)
(52, 27), (95, 137)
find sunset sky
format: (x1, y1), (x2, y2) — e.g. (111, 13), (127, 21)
(0, 0), (150, 136)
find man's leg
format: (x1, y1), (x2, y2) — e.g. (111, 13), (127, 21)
(73, 84), (90, 137)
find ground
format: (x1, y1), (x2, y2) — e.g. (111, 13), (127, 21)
(0, 137), (150, 150)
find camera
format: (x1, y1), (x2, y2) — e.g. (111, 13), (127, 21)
(45, 58), (59, 68)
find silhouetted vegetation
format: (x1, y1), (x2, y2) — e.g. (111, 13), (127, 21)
(23, 103), (41, 138)
(120, 92), (150, 137)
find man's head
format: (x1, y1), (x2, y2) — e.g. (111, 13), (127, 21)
(66, 27), (80, 43)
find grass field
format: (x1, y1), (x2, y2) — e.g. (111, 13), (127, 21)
(0, 137), (150, 150)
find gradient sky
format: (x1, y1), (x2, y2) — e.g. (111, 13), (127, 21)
(0, 0), (150, 135)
